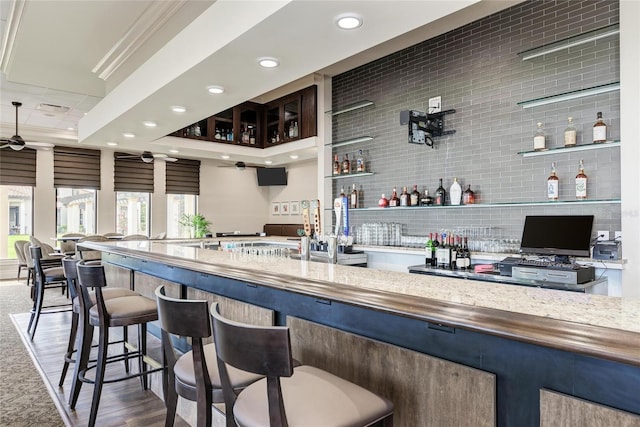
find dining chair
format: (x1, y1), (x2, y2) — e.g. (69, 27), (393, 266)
(210, 302), (394, 427)
(14, 240), (29, 282)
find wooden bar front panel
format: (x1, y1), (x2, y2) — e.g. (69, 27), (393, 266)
(541, 389), (640, 427)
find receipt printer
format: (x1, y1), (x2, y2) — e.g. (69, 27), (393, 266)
(593, 240), (621, 260)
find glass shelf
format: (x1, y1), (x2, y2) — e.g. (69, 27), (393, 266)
(327, 172), (374, 180)
(518, 23), (619, 61)
(325, 100), (374, 116)
(328, 136), (374, 148)
(517, 82), (620, 109)
(518, 140), (620, 157)
(347, 198), (621, 211)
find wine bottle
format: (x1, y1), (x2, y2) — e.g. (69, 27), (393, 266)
(425, 233), (434, 266)
(564, 117), (577, 147)
(534, 122), (546, 151)
(450, 177), (462, 205)
(547, 162), (559, 200)
(355, 150), (366, 173)
(341, 154), (350, 174)
(378, 194), (388, 208)
(358, 185), (365, 208)
(463, 185), (475, 205)
(410, 184), (420, 206)
(575, 160), (587, 200)
(333, 154), (341, 176)
(593, 112), (607, 143)
(389, 187), (400, 207)
(350, 183), (358, 209)
(435, 179), (446, 206)
(400, 186), (410, 207)
(449, 235), (458, 270)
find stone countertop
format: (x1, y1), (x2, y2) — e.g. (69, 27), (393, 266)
(82, 238), (640, 366)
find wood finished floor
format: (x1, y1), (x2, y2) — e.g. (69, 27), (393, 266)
(11, 302), (190, 427)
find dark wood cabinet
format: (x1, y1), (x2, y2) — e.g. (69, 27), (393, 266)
(170, 85), (316, 149)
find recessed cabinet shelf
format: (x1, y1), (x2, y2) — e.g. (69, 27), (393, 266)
(328, 172), (374, 180)
(518, 140), (620, 157)
(518, 23), (619, 61)
(517, 82), (620, 109)
(326, 100), (374, 116)
(348, 198), (621, 211)
(329, 136), (374, 148)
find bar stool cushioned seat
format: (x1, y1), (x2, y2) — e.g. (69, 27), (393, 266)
(210, 302), (394, 427)
(88, 295), (157, 326)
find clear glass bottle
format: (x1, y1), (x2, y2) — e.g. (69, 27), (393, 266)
(593, 112), (607, 143)
(389, 187), (400, 207)
(564, 117), (577, 147)
(463, 184), (475, 205)
(575, 159), (587, 200)
(333, 154), (341, 176)
(350, 183), (358, 209)
(547, 162), (559, 200)
(400, 186), (410, 207)
(214, 128), (221, 140)
(534, 122), (546, 151)
(450, 177), (462, 205)
(355, 150), (366, 173)
(435, 179), (446, 206)
(341, 153), (350, 174)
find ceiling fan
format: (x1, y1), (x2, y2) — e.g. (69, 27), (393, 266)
(1, 101), (55, 151)
(217, 161), (264, 170)
(116, 151), (178, 163)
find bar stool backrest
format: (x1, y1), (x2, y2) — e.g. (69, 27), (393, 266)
(210, 302), (294, 426)
(61, 257), (80, 301)
(76, 261), (109, 321)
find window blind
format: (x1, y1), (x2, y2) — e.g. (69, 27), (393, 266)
(0, 148), (37, 186)
(165, 159), (200, 195)
(54, 146), (101, 189)
(114, 153), (154, 192)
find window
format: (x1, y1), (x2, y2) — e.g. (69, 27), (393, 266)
(56, 188), (97, 236)
(1, 185), (33, 259)
(116, 192), (150, 236)
(166, 194), (197, 238)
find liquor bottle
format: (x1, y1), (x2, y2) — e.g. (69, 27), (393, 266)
(241, 126), (250, 144)
(435, 179), (446, 206)
(461, 237), (471, 270)
(425, 233), (434, 266)
(456, 237), (465, 270)
(593, 112), (607, 143)
(340, 186), (346, 198)
(227, 129), (233, 142)
(463, 185), (475, 205)
(547, 162), (559, 200)
(400, 186), (410, 207)
(378, 194), (389, 208)
(355, 150), (366, 173)
(420, 189), (433, 206)
(450, 177), (462, 205)
(575, 160), (587, 200)
(358, 185), (365, 208)
(350, 184), (358, 209)
(194, 123), (201, 137)
(333, 154), (341, 176)
(564, 117), (577, 147)
(249, 127), (256, 145)
(341, 154), (351, 174)
(534, 122), (546, 151)
(449, 236), (458, 269)
(431, 233), (438, 266)
(389, 187), (400, 207)
(215, 128), (221, 140)
(410, 184), (420, 206)
(439, 233), (451, 269)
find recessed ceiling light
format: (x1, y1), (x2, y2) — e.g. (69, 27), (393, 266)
(289, 154), (299, 159)
(207, 85), (225, 94)
(67, 127), (75, 131)
(258, 57), (279, 68)
(264, 160), (273, 165)
(336, 13), (362, 30)
(143, 121), (157, 127)
(171, 105), (186, 113)
(169, 149), (179, 154)
(221, 155), (230, 160)
(123, 132), (136, 138)
(107, 142), (118, 146)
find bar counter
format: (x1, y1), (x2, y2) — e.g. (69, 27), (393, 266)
(81, 239), (640, 427)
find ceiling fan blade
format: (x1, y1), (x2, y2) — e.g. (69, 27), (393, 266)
(163, 157), (178, 162)
(25, 141), (55, 148)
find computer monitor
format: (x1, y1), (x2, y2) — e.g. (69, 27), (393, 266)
(519, 215), (594, 259)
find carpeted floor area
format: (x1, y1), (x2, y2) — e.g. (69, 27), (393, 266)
(0, 279), (65, 427)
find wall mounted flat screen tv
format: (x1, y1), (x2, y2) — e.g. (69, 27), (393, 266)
(256, 167), (287, 186)
(519, 215), (594, 258)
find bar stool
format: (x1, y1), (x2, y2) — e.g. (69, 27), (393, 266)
(58, 257), (138, 387)
(210, 302), (394, 427)
(72, 260), (162, 427)
(27, 245), (69, 340)
(155, 285), (263, 427)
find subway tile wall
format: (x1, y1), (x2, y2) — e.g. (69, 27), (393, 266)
(331, 0), (621, 242)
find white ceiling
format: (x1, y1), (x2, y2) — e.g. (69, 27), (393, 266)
(0, 0), (522, 166)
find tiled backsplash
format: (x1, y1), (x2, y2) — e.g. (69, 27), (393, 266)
(331, 0), (621, 242)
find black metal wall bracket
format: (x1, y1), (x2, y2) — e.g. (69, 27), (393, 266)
(400, 109), (456, 147)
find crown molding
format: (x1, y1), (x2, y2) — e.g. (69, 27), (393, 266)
(92, 0), (187, 81)
(0, 0), (27, 72)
